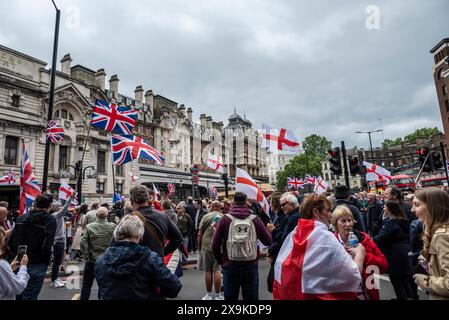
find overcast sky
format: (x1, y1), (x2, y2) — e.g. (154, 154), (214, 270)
(1, 0), (448, 149)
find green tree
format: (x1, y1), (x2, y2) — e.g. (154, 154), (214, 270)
(302, 134), (332, 159)
(382, 127), (441, 148)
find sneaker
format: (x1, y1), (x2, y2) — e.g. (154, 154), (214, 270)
(215, 294), (224, 300)
(50, 279), (65, 288)
(202, 294), (213, 300)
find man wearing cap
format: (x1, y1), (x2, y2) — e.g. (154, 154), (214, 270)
(332, 185), (365, 232)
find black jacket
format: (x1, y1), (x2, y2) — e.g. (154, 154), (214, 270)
(367, 200), (383, 237)
(400, 201), (416, 223)
(268, 207), (299, 260)
(95, 241), (182, 300)
(374, 218), (411, 276)
(8, 209), (57, 265)
(333, 199), (365, 232)
(137, 206), (183, 258)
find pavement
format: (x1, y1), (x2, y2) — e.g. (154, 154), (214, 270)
(39, 255), (428, 300)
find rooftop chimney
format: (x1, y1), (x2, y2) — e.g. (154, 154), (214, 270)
(179, 104), (186, 117)
(134, 85), (144, 102)
(109, 75), (119, 99)
(60, 54), (72, 76)
(95, 68), (106, 91)
(145, 90), (154, 114)
(187, 107), (193, 121)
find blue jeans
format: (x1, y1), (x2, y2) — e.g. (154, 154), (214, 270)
(51, 241), (65, 282)
(19, 264), (48, 300)
(222, 263), (259, 301)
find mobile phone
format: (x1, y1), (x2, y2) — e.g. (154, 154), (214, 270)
(17, 245), (27, 261)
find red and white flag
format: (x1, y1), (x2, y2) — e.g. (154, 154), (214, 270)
(128, 171), (139, 182)
(314, 176), (329, 195)
(59, 181), (79, 205)
(167, 182), (176, 196)
(0, 169), (16, 185)
(273, 219), (362, 300)
(363, 161), (391, 182)
(261, 124), (300, 153)
(207, 153), (224, 173)
(235, 167), (270, 217)
(152, 183), (160, 201)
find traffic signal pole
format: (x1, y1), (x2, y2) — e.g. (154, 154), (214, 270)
(414, 152), (431, 185)
(341, 141), (350, 189)
(440, 142), (449, 188)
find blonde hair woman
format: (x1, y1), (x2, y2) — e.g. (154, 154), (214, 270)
(412, 188), (449, 300)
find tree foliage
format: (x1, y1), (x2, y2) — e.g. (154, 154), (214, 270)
(382, 127), (441, 148)
(302, 134), (332, 159)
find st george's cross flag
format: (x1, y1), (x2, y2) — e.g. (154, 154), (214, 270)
(153, 183), (160, 201)
(314, 176), (329, 195)
(128, 171), (139, 182)
(167, 182), (176, 196)
(235, 167), (270, 217)
(91, 99), (137, 135)
(273, 219), (362, 300)
(19, 142), (41, 215)
(287, 177), (305, 190)
(47, 120), (65, 142)
(111, 134), (165, 166)
(261, 124), (300, 153)
(207, 153), (224, 173)
(363, 161), (392, 182)
(0, 169), (16, 185)
(58, 181), (78, 206)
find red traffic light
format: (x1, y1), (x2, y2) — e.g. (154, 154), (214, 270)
(328, 149), (339, 158)
(417, 149), (424, 156)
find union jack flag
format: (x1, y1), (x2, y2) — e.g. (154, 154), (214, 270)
(209, 186), (218, 198)
(47, 120), (64, 142)
(91, 99), (137, 134)
(0, 169), (16, 185)
(19, 142), (41, 215)
(287, 177), (305, 189)
(304, 174), (317, 185)
(167, 182), (176, 196)
(111, 134), (165, 166)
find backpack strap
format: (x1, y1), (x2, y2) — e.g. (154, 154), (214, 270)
(133, 211), (164, 248)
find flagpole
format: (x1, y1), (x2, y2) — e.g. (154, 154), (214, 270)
(111, 158), (116, 203)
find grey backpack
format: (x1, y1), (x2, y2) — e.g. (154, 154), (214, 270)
(225, 214), (258, 261)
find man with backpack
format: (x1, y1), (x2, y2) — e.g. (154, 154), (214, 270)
(8, 194), (57, 300)
(198, 200), (224, 300)
(130, 185), (183, 258)
(212, 192), (272, 301)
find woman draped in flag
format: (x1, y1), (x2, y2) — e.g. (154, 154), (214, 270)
(273, 194), (365, 300)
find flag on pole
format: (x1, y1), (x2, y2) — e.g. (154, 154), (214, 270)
(128, 171), (139, 182)
(167, 182), (176, 196)
(113, 192), (122, 204)
(209, 186), (218, 198)
(363, 161), (392, 182)
(0, 169), (16, 185)
(207, 153), (224, 173)
(111, 134), (165, 166)
(304, 175), (317, 185)
(46, 120), (65, 142)
(273, 219), (362, 300)
(19, 142), (41, 215)
(235, 167), (270, 217)
(287, 177), (305, 190)
(91, 99), (137, 134)
(152, 183), (160, 201)
(59, 181), (78, 206)
(314, 176), (329, 195)
(261, 124), (300, 153)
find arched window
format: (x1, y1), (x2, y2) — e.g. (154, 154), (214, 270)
(54, 108), (74, 120)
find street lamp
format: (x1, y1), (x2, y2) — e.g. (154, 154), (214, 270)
(42, 0), (61, 191)
(355, 129), (383, 164)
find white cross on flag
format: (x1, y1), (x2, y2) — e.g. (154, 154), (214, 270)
(363, 161), (392, 182)
(261, 124), (300, 153)
(207, 153), (224, 173)
(314, 176), (329, 195)
(235, 167), (270, 217)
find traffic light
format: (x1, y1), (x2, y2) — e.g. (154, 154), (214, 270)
(431, 151), (443, 170)
(417, 147), (432, 172)
(328, 147), (342, 175)
(348, 156), (361, 175)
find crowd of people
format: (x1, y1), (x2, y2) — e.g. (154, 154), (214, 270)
(0, 184), (448, 300)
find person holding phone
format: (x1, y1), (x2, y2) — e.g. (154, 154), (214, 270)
(0, 227), (29, 300)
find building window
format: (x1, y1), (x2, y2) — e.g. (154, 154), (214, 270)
(97, 151), (106, 174)
(445, 100), (449, 113)
(115, 164), (124, 176)
(59, 146), (68, 171)
(116, 183), (123, 194)
(61, 109), (68, 119)
(443, 85), (448, 96)
(11, 94), (20, 108)
(4, 136), (19, 165)
(58, 109), (74, 121)
(54, 110), (60, 118)
(96, 182), (105, 194)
